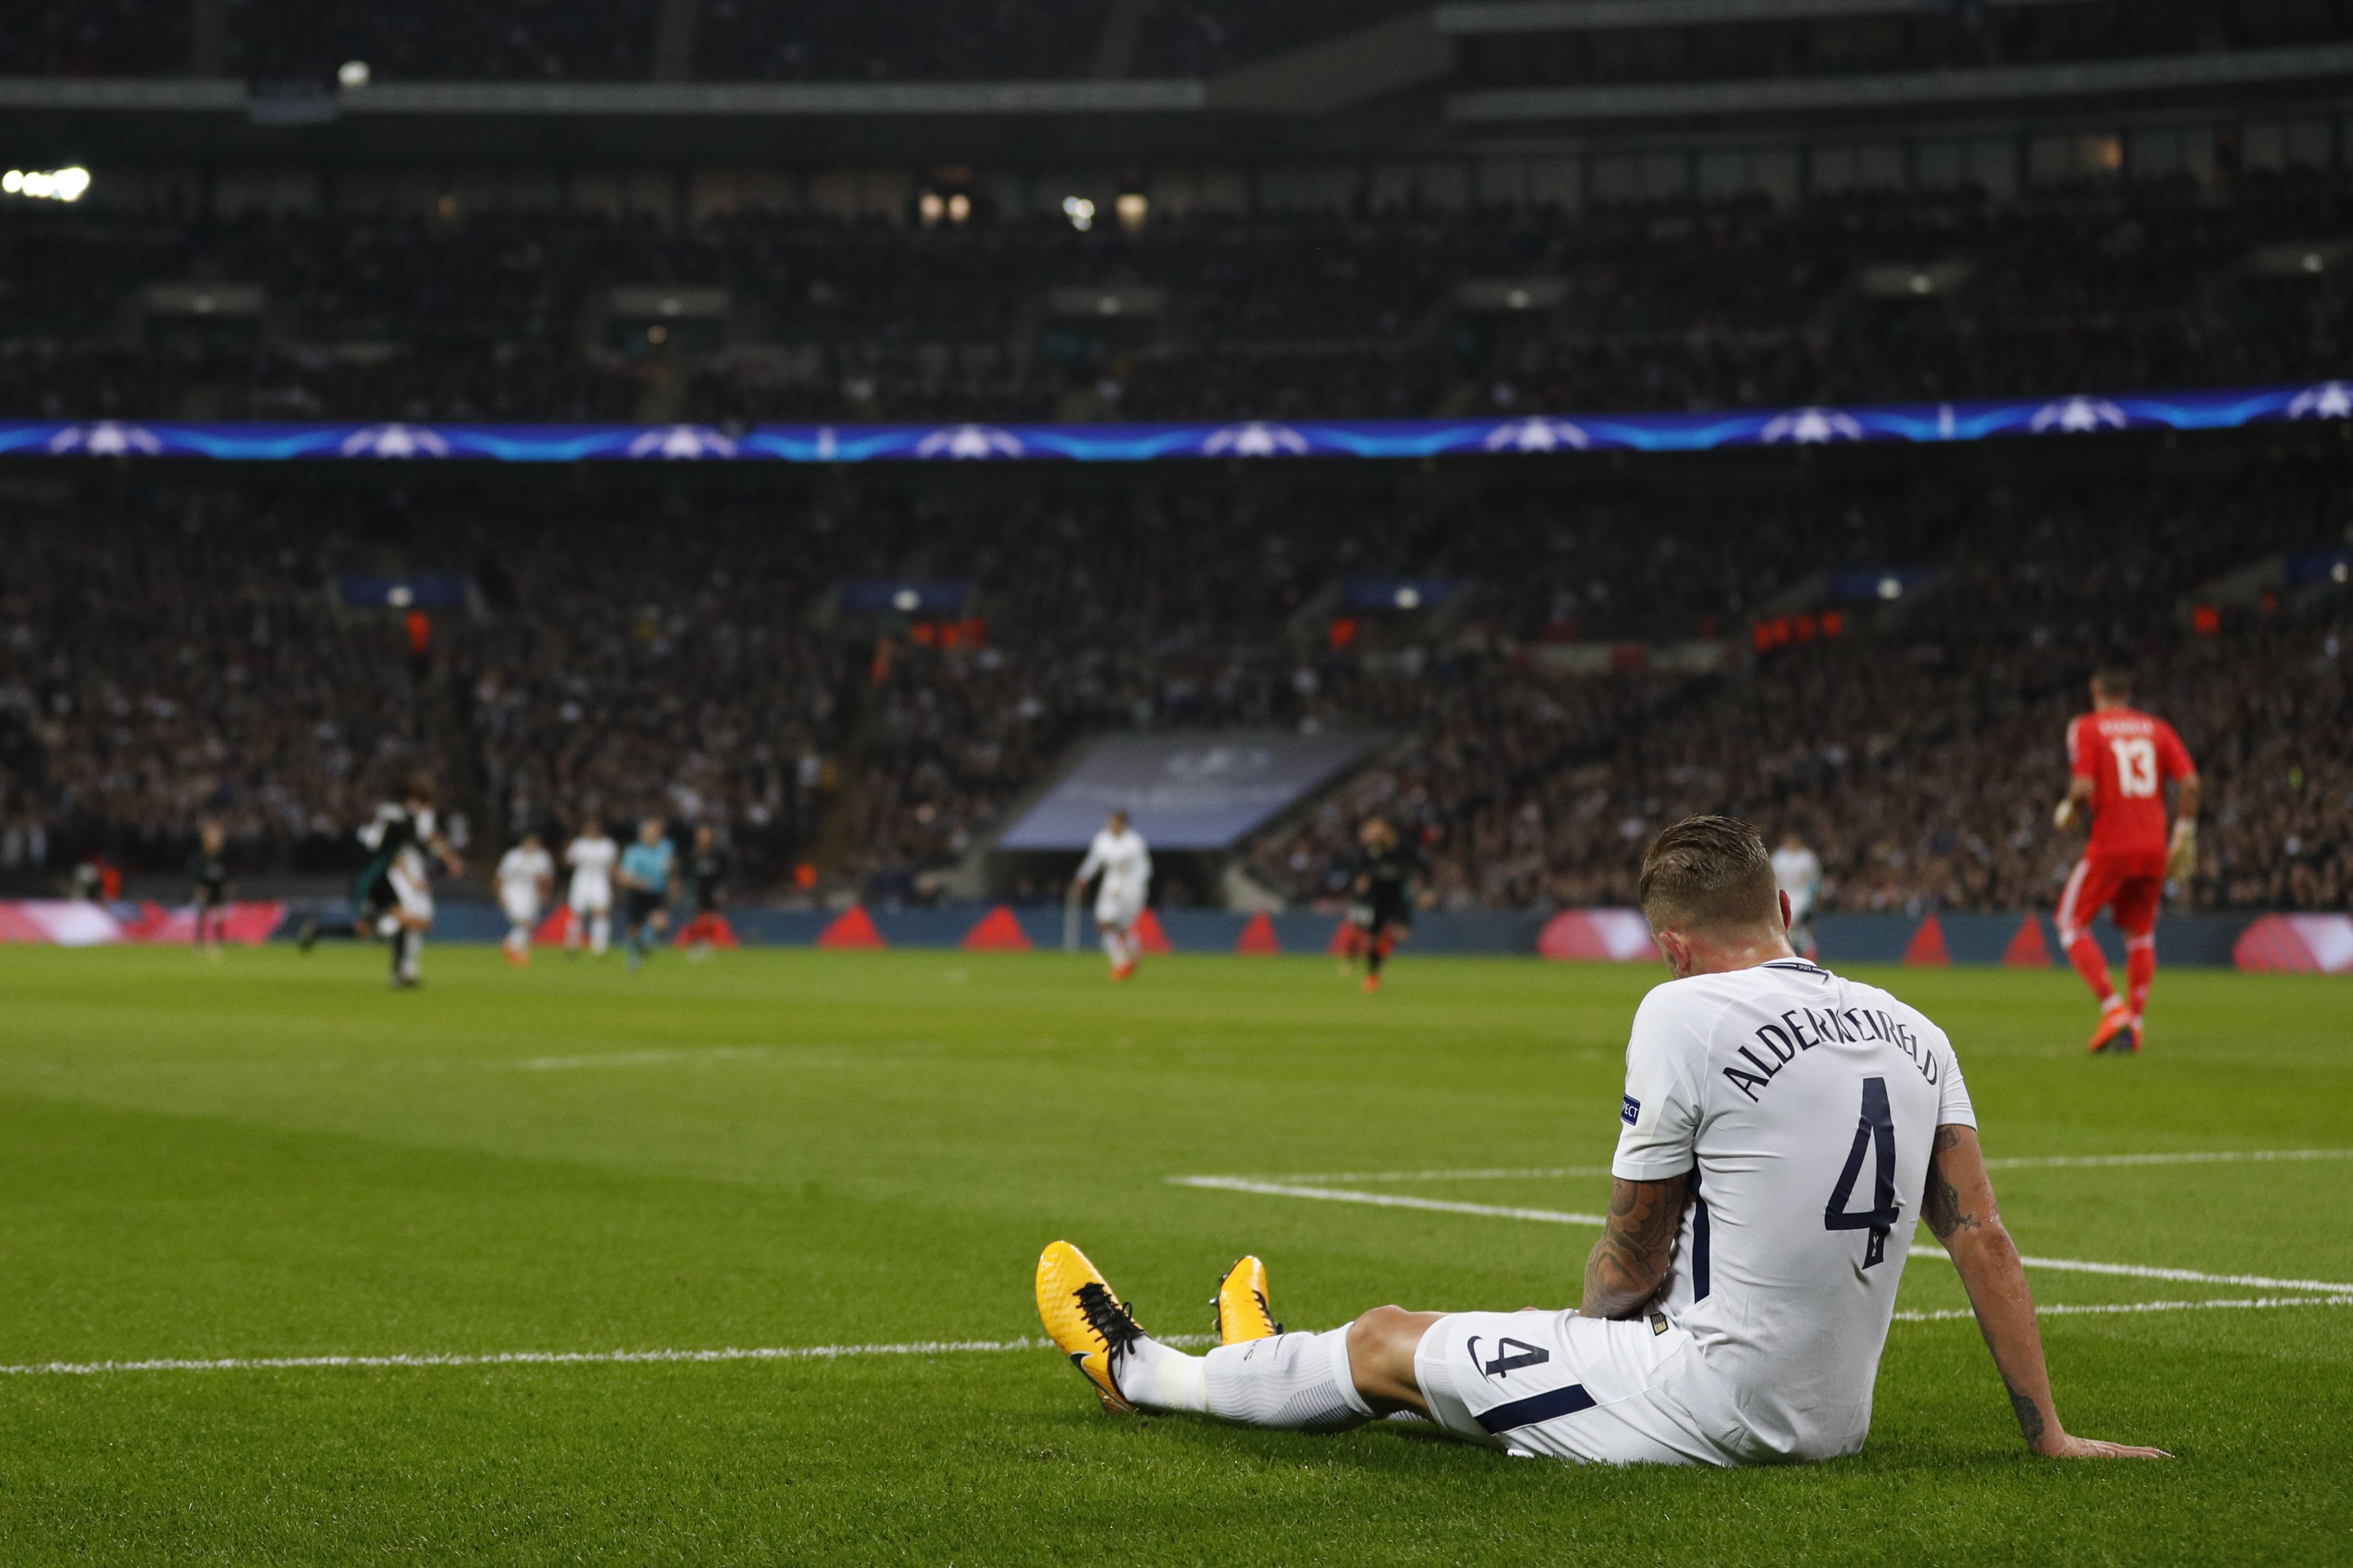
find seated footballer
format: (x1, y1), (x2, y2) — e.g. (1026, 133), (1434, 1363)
(1037, 815), (2169, 1465)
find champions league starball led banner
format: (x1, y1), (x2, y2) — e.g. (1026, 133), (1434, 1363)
(2, 382), (2347, 465)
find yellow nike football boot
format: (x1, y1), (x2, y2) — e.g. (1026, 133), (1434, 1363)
(1036, 1240), (1147, 1412)
(1212, 1255), (1282, 1345)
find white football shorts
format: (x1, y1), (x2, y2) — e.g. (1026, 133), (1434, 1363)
(500, 887), (540, 925)
(387, 864), (434, 925)
(1095, 891), (1144, 931)
(1413, 1310), (1734, 1467)
(569, 880), (611, 915)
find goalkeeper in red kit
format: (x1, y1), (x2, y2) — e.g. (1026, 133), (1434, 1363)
(2051, 668), (2199, 1055)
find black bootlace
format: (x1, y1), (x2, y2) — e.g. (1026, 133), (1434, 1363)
(1074, 1280), (1144, 1353)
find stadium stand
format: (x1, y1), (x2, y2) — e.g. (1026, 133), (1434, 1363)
(1, 0), (2346, 930)
(0, 0), (1413, 82)
(1, 172), (2347, 423)
(0, 1), (186, 76)
(19, 0), (2347, 85)
(1131, 0), (1423, 81)
(2, 456), (2343, 917)
(1454, 4), (2353, 91)
(0, 486), (437, 877)
(222, 0), (659, 83)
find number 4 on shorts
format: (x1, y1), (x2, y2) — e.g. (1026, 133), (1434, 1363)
(1825, 1076), (1900, 1267)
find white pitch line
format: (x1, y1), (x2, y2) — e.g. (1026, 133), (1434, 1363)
(1894, 1295), (2353, 1323)
(1250, 1166), (1620, 1185)
(1170, 1176), (1609, 1226)
(1984, 1149), (2353, 1170)
(1179, 1177), (2353, 1294)
(1228, 1150), (2353, 1185)
(0, 1333), (1218, 1380)
(9, 1296), (2348, 1384)
(516, 1046), (772, 1072)
(1930, 1248), (2353, 1297)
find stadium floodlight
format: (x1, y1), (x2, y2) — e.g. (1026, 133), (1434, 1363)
(2, 166), (90, 202)
(1394, 586), (1421, 610)
(947, 193), (970, 223)
(1062, 196), (1095, 232)
(919, 191), (945, 226)
(337, 59), (371, 88)
(1878, 576), (1904, 600)
(1115, 191), (1147, 232)
(2335, 561), (2350, 584)
(2304, 252), (2326, 274)
(892, 588), (920, 612)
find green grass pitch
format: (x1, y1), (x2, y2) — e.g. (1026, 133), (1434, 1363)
(0, 944), (2346, 1564)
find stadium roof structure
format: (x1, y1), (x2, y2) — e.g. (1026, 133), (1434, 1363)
(5, 383), (2346, 466)
(2, 3), (2350, 166)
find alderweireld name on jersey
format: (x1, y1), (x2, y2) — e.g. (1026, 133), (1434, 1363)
(1725, 1002), (1943, 1103)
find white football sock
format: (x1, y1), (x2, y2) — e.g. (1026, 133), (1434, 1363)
(399, 931), (424, 981)
(1112, 1334), (1209, 1413)
(590, 914), (610, 955)
(1119, 1327), (1372, 1432)
(1101, 930), (1123, 967)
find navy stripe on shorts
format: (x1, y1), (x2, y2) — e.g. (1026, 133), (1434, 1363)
(1474, 1382), (1597, 1433)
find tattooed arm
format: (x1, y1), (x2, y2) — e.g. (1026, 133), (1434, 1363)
(1579, 1173), (1688, 1320)
(1926, 1123), (2170, 1460)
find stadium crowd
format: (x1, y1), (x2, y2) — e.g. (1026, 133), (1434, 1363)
(6, 452), (2340, 918)
(0, 487), (438, 878)
(1, 173), (2346, 425)
(1234, 464), (2352, 916)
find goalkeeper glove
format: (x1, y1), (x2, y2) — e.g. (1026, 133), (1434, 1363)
(2166, 820), (2197, 883)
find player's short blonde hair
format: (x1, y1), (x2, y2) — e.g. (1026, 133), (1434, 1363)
(1639, 815), (1779, 934)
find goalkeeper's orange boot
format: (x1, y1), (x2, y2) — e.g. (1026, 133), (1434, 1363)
(1036, 1241), (1145, 1412)
(1212, 1255), (1281, 1345)
(2087, 997), (2136, 1054)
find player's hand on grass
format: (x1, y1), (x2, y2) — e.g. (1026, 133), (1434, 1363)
(2034, 1432), (2173, 1460)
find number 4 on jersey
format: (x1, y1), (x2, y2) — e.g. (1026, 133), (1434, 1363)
(1824, 1077), (1900, 1267)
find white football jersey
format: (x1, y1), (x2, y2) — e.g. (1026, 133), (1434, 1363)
(1077, 827), (1152, 905)
(1613, 959), (1974, 1462)
(497, 845), (553, 898)
(1770, 846), (1823, 917)
(564, 835), (618, 900)
(360, 802), (436, 880)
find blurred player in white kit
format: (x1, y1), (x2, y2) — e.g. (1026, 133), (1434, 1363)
(355, 773), (463, 989)
(1071, 809), (1152, 981)
(495, 831), (554, 966)
(563, 819), (618, 957)
(1771, 831), (1823, 961)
